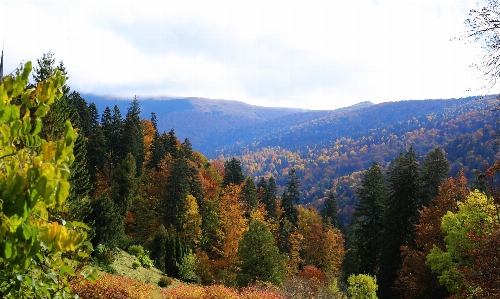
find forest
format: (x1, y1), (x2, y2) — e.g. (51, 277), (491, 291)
(1, 49), (499, 299)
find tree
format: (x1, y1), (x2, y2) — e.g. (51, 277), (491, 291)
(278, 168), (301, 254)
(120, 97), (145, 177)
(395, 170), (467, 299)
(163, 156), (190, 231)
(223, 157), (245, 187)
(347, 274), (378, 299)
(84, 196), (124, 248)
(465, 0), (500, 85)
(257, 176), (278, 222)
(237, 220), (287, 286)
(426, 191), (497, 297)
(349, 162), (387, 276)
(86, 103), (107, 189)
(240, 176), (258, 217)
(379, 148), (420, 299)
(147, 112), (166, 170)
(419, 148), (449, 208)
(321, 192), (339, 228)
(109, 153), (137, 218)
(0, 62), (91, 298)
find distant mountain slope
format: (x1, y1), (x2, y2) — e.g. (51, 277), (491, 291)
(83, 94), (309, 151)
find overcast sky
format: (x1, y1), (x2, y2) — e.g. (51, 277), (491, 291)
(0, 0), (495, 110)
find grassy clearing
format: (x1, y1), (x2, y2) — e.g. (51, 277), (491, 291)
(110, 249), (167, 285)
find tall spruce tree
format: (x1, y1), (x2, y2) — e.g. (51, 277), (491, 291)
(240, 176), (258, 217)
(163, 156), (190, 231)
(87, 103), (107, 189)
(147, 112), (167, 170)
(419, 148), (449, 208)
(264, 176), (279, 221)
(120, 98), (145, 177)
(101, 105), (123, 171)
(350, 162), (387, 276)
(223, 157), (245, 187)
(278, 168), (301, 254)
(164, 129), (179, 158)
(109, 153), (137, 218)
(322, 192), (339, 228)
(378, 148), (420, 299)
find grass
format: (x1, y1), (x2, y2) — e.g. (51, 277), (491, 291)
(110, 249), (167, 285)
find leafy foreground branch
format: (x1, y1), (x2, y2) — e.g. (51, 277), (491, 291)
(0, 62), (94, 298)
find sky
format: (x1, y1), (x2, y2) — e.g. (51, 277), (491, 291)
(0, 0), (496, 110)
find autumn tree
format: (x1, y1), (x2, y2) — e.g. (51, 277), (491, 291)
(426, 191), (497, 297)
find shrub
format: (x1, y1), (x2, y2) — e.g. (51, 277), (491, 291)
(178, 251), (200, 283)
(71, 273), (155, 299)
(128, 245), (145, 257)
(95, 244), (116, 265)
(158, 276), (173, 288)
(138, 253), (154, 269)
(132, 260), (141, 269)
(347, 274), (378, 299)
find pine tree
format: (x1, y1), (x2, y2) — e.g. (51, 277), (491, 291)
(259, 176), (278, 222)
(109, 153), (137, 218)
(163, 156), (190, 231)
(85, 196), (124, 248)
(419, 148), (449, 208)
(164, 129), (179, 158)
(68, 91), (91, 137)
(240, 176), (258, 217)
(87, 103), (107, 189)
(350, 162), (387, 276)
(278, 168), (301, 254)
(223, 157), (245, 187)
(120, 97), (145, 177)
(378, 148), (420, 299)
(321, 192), (339, 228)
(147, 112), (167, 170)
(101, 105), (123, 171)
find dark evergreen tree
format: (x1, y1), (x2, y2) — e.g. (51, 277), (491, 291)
(164, 129), (179, 158)
(147, 112), (167, 170)
(378, 148), (420, 299)
(321, 192), (339, 228)
(68, 91), (91, 137)
(223, 157), (245, 187)
(259, 176), (278, 222)
(101, 105), (123, 171)
(240, 176), (258, 217)
(150, 227), (168, 272)
(278, 168), (300, 254)
(188, 164), (204, 207)
(120, 97), (145, 176)
(84, 196), (124, 248)
(280, 168), (300, 226)
(237, 220), (287, 286)
(419, 147), (449, 208)
(348, 162), (387, 276)
(163, 156), (190, 231)
(87, 103), (107, 189)
(181, 138), (193, 160)
(109, 153), (137, 218)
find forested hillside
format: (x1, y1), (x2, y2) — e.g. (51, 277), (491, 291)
(2, 50), (500, 299)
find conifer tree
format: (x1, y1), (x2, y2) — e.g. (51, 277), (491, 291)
(350, 162), (387, 276)
(378, 148), (420, 299)
(109, 153), (137, 218)
(322, 192), (339, 228)
(147, 112), (167, 170)
(278, 168), (301, 254)
(87, 103), (107, 189)
(419, 148), (449, 208)
(258, 176), (278, 222)
(223, 157), (245, 187)
(164, 128), (179, 158)
(101, 105), (123, 171)
(240, 176), (258, 217)
(163, 156), (190, 231)
(121, 97), (145, 176)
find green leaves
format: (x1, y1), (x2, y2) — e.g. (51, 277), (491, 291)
(0, 61), (90, 298)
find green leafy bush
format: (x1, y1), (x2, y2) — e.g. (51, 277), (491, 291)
(347, 274), (378, 299)
(95, 244), (116, 265)
(128, 245), (146, 257)
(132, 260), (141, 269)
(138, 253), (154, 269)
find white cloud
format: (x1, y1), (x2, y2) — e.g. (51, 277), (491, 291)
(0, 0), (494, 110)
